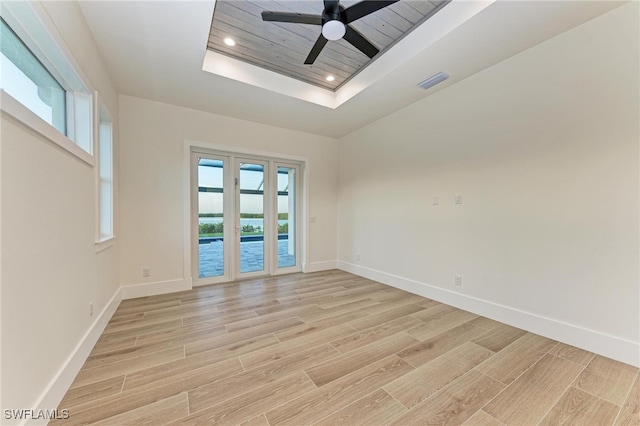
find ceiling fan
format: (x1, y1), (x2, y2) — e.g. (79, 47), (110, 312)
(261, 0), (399, 65)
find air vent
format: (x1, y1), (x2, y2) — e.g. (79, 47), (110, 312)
(417, 72), (449, 90)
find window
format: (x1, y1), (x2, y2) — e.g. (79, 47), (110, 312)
(0, 18), (66, 134)
(0, 2), (93, 162)
(97, 104), (114, 243)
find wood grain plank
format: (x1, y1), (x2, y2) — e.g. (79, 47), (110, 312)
(407, 308), (478, 341)
(615, 372), (639, 425)
(71, 347), (185, 388)
(240, 323), (357, 370)
(60, 376), (124, 408)
(108, 312), (144, 324)
(388, 370), (505, 426)
(179, 293), (243, 310)
(134, 323), (228, 348)
(574, 355), (638, 405)
(237, 414), (271, 426)
(373, 290), (432, 306)
(330, 315), (422, 353)
(213, 296), (281, 313)
(471, 323), (527, 352)
(540, 386), (619, 426)
(548, 342), (596, 366)
(410, 303), (457, 322)
(188, 343), (338, 412)
(63, 358), (243, 425)
(91, 392), (189, 426)
(102, 315), (185, 335)
(180, 305), (268, 326)
(384, 342), (493, 409)
(173, 372), (317, 425)
(254, 299), (328, 315)
(116, 297), (149, 308)
(185, 316), (302, 356)
(397, 322), (486, 367)
(99, 319), (182, 341)
(484, 354), (584, 425)
(124, 334), (278, 391)
(298, 299), (380, 322)
(468, 316), (503, 331)
(313, 389), (407, 425)
(306, 332), (418, 387)
(91, 335), (138, 356)
(83, 340), (184, 370)
(346, 304), (424, 331)
(265, 355), (414, 426)
(224, 305), (317, 332)
(274, 312), (363, 342)
(475, 333), (557, 385)
(462, 409), (504, 426)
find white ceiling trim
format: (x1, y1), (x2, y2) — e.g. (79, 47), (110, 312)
(202, 0), (495, 109)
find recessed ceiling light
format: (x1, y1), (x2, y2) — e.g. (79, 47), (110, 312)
(326, 75), (335, 82)
(223, 37), (236, 47)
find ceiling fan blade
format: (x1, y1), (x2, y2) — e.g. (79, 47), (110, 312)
(304, 34), (328, 64)
(343, 0), (399, 23)
(261, 11), (322, 25)
(343, 25), (379, 58)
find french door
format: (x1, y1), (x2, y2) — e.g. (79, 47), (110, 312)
(192, 150), (301, 285)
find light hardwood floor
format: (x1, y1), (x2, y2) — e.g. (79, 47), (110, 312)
(53, 270), (639, 425)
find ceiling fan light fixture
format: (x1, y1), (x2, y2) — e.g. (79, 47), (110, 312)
(322, 20), (346, 41)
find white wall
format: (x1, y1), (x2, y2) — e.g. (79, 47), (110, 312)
(0, 1), (120, 420)
(337, 3), (639, 366)
(118, 96), (339, 290)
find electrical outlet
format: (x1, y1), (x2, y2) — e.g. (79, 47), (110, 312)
(455, 194), (463, 204)
(89, 302), (94, 317)
(432, 195), (439, 206)
(356, 254), (361, 262)
(455, 275), (463, 286)
(143, 267), (151, 277)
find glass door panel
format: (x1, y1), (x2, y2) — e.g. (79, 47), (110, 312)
(193, 151), (301, 283)
(197, 157), (226, 279)
(277, 166), (297, 269)
(238, 161), (266, 274)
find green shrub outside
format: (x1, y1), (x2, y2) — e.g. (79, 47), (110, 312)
(199, 221), (289, 236)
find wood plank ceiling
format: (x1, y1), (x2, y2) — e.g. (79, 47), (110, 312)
(208, 1), (450, 90)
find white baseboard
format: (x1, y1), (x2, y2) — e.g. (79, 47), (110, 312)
(120, 278), (193, 299)
(338, 261), (640, 368)
(304, 260), (338, 273)
(27, 289), (122, 425)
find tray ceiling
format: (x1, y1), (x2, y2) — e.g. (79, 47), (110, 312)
(208, 0), (450, 90)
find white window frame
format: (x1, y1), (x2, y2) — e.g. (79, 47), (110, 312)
(95, 94), (114, 250)
(0, 0), (94, 165)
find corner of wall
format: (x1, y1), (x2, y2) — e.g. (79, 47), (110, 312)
(120, 278), (192, 300)
(27, 288), (122, 425)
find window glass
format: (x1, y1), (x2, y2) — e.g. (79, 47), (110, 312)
(0, 18), (66, 134)
(98, 119), (113, 240)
